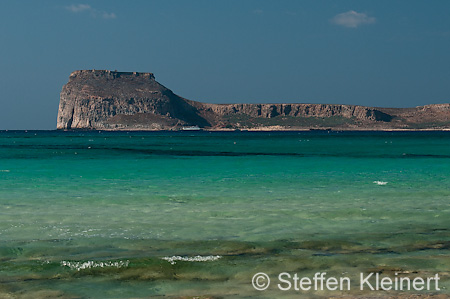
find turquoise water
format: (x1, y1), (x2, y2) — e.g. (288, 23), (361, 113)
(0, 131), (449, 298)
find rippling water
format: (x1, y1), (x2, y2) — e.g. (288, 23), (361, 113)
(0, 131), (449, 298)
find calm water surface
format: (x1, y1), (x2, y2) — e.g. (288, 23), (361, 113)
(0, 131), (449, 298)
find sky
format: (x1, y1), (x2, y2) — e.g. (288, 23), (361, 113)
(0, 1), (449, 129)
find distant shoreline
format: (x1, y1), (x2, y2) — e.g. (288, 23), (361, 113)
(3, 128), (450, 133)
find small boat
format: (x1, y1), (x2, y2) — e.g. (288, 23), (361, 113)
(182, 126), (202, 131)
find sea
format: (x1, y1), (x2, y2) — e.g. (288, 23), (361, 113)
(0, 130), (448, 298)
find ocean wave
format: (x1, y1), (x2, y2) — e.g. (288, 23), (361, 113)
(373, 181), (388, 185)
(60, 260), (129, 271)
(161, 255), (222, 265)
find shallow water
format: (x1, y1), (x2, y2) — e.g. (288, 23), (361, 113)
(0, 131), (449, 298)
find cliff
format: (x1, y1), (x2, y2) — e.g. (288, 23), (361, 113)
(57, 70), (209, 130)
(57, 70), (450, 130)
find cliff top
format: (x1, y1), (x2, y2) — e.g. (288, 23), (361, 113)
(69, 70), (155, 81)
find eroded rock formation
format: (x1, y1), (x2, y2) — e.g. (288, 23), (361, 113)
(57, 70), (450, 130)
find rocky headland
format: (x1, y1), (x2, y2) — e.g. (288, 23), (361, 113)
(57, 70), (450, 131)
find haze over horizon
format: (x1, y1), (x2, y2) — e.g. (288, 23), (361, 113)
(0, 0), (449, 129)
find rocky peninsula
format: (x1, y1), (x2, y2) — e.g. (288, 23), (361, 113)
(57, 70), (450, 131)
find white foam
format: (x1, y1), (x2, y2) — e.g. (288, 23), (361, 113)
(0, 170), (10, 172)
(60, 260), (129, 271)
(161, 255), (222, 265)
(373, 181), (388, 185)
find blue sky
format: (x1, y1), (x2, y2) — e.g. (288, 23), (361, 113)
(0, 1), (449, 129)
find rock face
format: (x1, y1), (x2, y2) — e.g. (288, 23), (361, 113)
(57, 70), (450, 130)
(57, 70), (209, 130)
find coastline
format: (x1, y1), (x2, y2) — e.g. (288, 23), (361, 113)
(51, 127), (450, 132)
